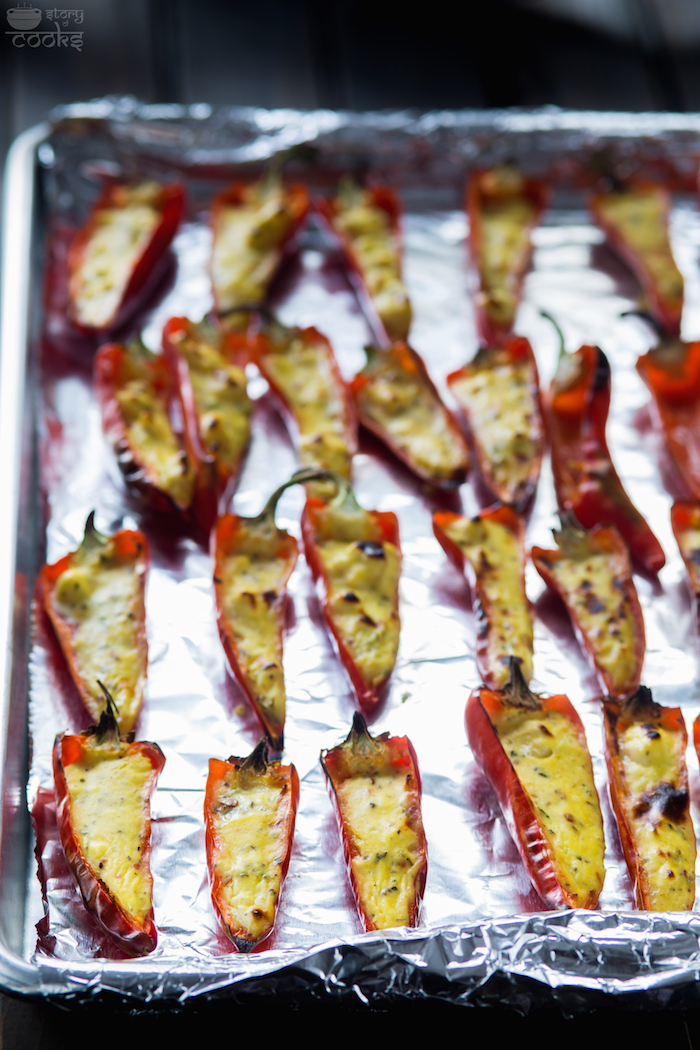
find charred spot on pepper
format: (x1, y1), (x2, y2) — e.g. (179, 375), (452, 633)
(356, 541), (385, 558)
(633, 780), (689, 823)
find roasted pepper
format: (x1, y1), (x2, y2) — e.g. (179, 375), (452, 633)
(466, 659), (605, 910)
(210, 172), (309, 316)
(318, 178), (412, 343)
(40, 512), (148, 733)
(320, 712), (427, 931)
(95, 337), (196, 515)
(213, 469), (324, 749)
(466, 164), (548, 346)
(301, 475), (401, 711)
(162, 316), (252, 527)
(67, 179), (185, 334)
(670, 500), (700, 635)
(532, 515), (645, 698)
(447, 335), (543, 506)
(247, 316), (357, 481)
(433, 504), (533, 688)
(53, 692), (165, 955)
(205, 739), (299, 952)
(544, 315), (665, 573)
(603, 687), (695, 910)
(350, 342), (470, 489)
(590, 181), (683, 338)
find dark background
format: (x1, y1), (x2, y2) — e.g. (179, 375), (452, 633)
(3, 0), (700, 1043)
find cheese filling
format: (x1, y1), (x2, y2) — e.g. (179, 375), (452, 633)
(477, 197), (537, 327)
(212, 189), (293, 311)
(492, 706), (605, 906)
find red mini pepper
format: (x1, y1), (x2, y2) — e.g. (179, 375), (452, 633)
(301, 474), (401, 712)
(320, 712), (427, 931)
(350, 342), (470, 489)
(53, 693), (165, 956)
(447, 335), (544, 506)
(466, 164), (549, 346)
(545, 315), (665, 573)
(205, 739), (299, 952)
(95, 337), (196, 515)
(670, 500), (700, 636)
(466, 659), (606, 910)
(67, 179), (185, 335)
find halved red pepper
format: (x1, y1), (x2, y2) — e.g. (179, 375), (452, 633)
(53, 694), (165, 955)
(95, 337), (196, 515)
(67, 179), (185, 335)
(205, 739), (299, 952)
(636, 328), (700, 499)
(162, 315), (252, 529)
(590, 181), (684, 338)
(670, 500), (700, 636)
(350, 342), (470, 489)
(532, 515), (645, 698)
(318, 179), (412, 344)
(210, 172), (310, 317)
(545, 317), (665, 573)
(433, 504), (533, 688)
(301, 475), (401, 712)
(447, 335), (544, 506)
(40, 512), (149, 733)
(466, 659), (606, 910)
(320, 712), (427, 931)
(213, 469), (325, 750)
(603, 687), (695, 910)
(466, 164), (549, 346)
(246, 316), (357, 481)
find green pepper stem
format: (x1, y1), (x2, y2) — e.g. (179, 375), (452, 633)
(502, 657), (541, 710)
(620, 684), (658, 719)
(239, 738), (270, 774)
(250, 468), (343, 526)
(89, 681), (122, 744)
(540, 310), (568, 362)
(620, 310), (666, 341)
(79, 511), (108, 557)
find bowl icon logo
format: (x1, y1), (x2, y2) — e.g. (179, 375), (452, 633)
(6, 5), (43, 30)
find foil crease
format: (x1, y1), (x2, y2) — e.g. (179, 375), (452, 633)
(20, 99), (700, 1010)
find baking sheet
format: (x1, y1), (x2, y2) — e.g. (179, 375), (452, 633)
(6, 100), (700, 1008)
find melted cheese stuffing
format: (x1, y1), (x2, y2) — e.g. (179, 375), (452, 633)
(208, 769), (290, 944)
(64, 747), (154, 922)
(51, 543), (146, 732)
(261, 334), (352, 478)
(333, 197), (411, 340)
(212, 188), (293, 311)
(356, 352), (468, 484)
(492, 707), (605, 906)
(441, 515), (532, 686)
(336, 770), (422, 928)
(477, 197), (537, 328)
(540, 546), (638, 695)
(314, 508), (400, 689)
(450, 354), (539, 499)
(71, 183), (161, 328)
(595, 188), (683, 306)
(617, 720), (695, 909)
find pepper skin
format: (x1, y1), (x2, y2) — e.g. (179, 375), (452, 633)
(447, 335), (544, 506)
(670, 500), (700, 637)
(320, 712), (427, 931)
(247, 316), (358, 482)
(162, 316), (252, 529)
(590, 182), (683, 338)
(301, 474), (401, 712)
(205, 739), (299, 952)
(603, 687), (695, 910)
(350, 342), (470, 489)
(433, 504), (533, 688)
(53, 695), (165, 955)
(95, 338), (196, 515)
(210, 173), (309, 317)
(466, 660), (606, 910)
(466, 164), (549, 346)
(545, 323), (665, 573)
(40, 512), (148, 733)
(67, 179), (185, 334)
(213, 470), (325, 750)
(636, 332), (700, 499)
(318, 179), (412, 344)
(532, 515), (645, 698)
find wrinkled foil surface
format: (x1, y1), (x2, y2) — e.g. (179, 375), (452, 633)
(22, 100), (700, 1009)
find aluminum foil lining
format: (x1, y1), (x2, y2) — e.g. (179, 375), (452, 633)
(23, 100), (700, 1010)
